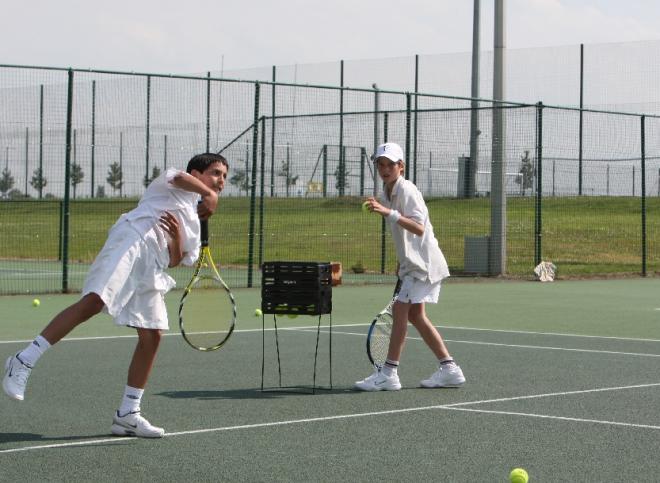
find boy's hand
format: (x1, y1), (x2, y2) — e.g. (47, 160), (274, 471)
(366, 197), (389, 217)
(198, 191), (218, 220)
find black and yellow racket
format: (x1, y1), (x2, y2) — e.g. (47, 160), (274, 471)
(178, 218), (236, 351)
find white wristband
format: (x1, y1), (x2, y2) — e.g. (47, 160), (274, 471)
(387, 210), (401, 223)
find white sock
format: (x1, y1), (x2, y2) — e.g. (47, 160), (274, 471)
(439, 356), (456, 367)
(18, 335), (51, 367)
(382, 359), (399, 377)
(118, 386), (144, 416)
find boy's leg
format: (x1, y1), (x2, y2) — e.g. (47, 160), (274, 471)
(3, 293), (104, 401)
(409, 304), (466, 388)
(111, 328), (164, 438)
(354, 302), (409, 392)
(408, 303), (451, 360)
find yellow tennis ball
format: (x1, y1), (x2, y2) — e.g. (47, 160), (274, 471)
(510, 468), (529, 483)
(287, 314), (298, 319)
(254, 308), (263, 317)
(361, 201), (370, 213)
(32, 298), (40, 307)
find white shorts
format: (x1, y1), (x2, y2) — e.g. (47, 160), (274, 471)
(82, 221), (175, 330)
(395, 276), (441, 304)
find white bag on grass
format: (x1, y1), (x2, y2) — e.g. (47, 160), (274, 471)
(534, 261), (557, 282)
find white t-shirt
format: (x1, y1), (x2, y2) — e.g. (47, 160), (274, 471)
(380, 176), (450, 283)
(117, 168), (201, 267)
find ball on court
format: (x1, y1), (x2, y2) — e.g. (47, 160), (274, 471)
(32, 298), (40, 307)
(254, 308), (263, 317)
(287, 314), (298, 319)
(509, 468), (529, 483)
(361, 201), (370, 213)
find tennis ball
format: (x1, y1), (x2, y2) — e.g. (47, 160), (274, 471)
(254, 308), (263, 317)
(287, 314), (298, 319)
(361, 201), (370, 213)
(509, 468), (529, 483)
(32, 298), (40, 307)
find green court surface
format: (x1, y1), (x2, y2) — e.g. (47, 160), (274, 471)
(3, 278), (660, 481)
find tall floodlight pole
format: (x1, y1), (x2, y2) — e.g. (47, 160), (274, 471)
(490, 0), (506, 275)
(467, 0), (480, 198)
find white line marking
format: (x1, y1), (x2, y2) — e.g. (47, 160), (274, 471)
(3, 381), (660, 454)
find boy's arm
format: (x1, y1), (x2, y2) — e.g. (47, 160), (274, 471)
(170, 171), (218, 220)
(159, 211), (184, 267)
(365, 197), (425, 236)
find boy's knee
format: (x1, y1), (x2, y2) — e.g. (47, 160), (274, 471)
(81, 293), (105, 315)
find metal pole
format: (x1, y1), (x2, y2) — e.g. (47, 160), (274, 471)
(259, 116), (266, 267)
(206, 72), (211, 152)
(490, 0), (507, 275)
(247, 82), (260, 288)
(91, 79), (96, 198)
(468, 0), (481, 198)
(145, 75), (151, 188)
(405, 93), (411, 180)
(372, 84), (380, 197)
(119, 131), (123, 198)
(39, 84), (44, 199)
(641, 115), (646, 276)
(24, 127), (28, 196)
(535, 103), (544, 266)
(163, 134), (168, 170)
(62, 69), (74, 292)
(339, 60), (345, 196)
(579, 44), (584, 196)
(413, 55), (419, 185)
(271, 66), (276, 197)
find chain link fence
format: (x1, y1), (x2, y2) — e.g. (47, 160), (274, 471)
(1, 65), (659, 294)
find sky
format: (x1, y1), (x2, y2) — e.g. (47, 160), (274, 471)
(1, 0), (660, 75)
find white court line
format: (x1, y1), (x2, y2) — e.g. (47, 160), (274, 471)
(4, 322), (660, 345)
(3, 381), (660, 454)
(309, 328), (660, 358)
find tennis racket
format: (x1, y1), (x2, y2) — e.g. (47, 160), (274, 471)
(178, 218), (236, 351)
(366, 279), (402, 367)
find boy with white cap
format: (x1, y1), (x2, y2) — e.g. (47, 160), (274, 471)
(355, 142), (465, 391)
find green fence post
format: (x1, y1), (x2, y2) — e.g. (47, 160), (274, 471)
(322, 144), (328, 197)
(62, 69), (74, 293)
(91, 79), (96, 198)
(247, 82), (260, 288)
(413, 55), (419, 185)
(271, 66), (276, 197)
(405, 92), (411, 180)
(534, 102), (544, 266)
(24, 127), (28, 196)
(145, 75), (151, 189)
(259, 116), (266, 268)
(641, 115), (647, 276)
(338, 60), (345, 196)
(206, 72), (211, 152)
(39, 84), (44, 200)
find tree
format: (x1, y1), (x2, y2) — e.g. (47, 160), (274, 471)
(277, 160), (299, 197)
(106, 162), (123, 197)
(143, 166), (161, 188)
(515, 150), (535, 195)
(71, 163), (84, 199)
(0, 167), (14, 199)
(229, 168), (249, 195)
(334, 162), (350, 196)
(96, 186), (106, 198)
(30, 168), (47, 199)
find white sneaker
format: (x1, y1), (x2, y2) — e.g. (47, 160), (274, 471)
(111, 411), (165, 438)
(3, 354), (32, 401)
(354, 368), (402, 391)
(420, 364), (466, 388)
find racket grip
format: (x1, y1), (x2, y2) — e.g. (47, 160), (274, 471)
(200, 219), (209, 247)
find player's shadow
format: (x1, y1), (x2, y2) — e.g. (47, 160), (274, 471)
(157, 387), (349, 400)
(0, 432), (112, 445)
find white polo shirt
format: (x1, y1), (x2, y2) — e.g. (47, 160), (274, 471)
(380, 176), (450, 284)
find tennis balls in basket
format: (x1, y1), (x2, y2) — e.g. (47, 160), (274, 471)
(32, 298), (41, 307)
(254, 308), (263, 317)
(361, 201), (370, 213)
(509, 468), (529, 483)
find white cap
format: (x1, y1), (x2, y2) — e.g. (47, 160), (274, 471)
(373, 142), (404, 163)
